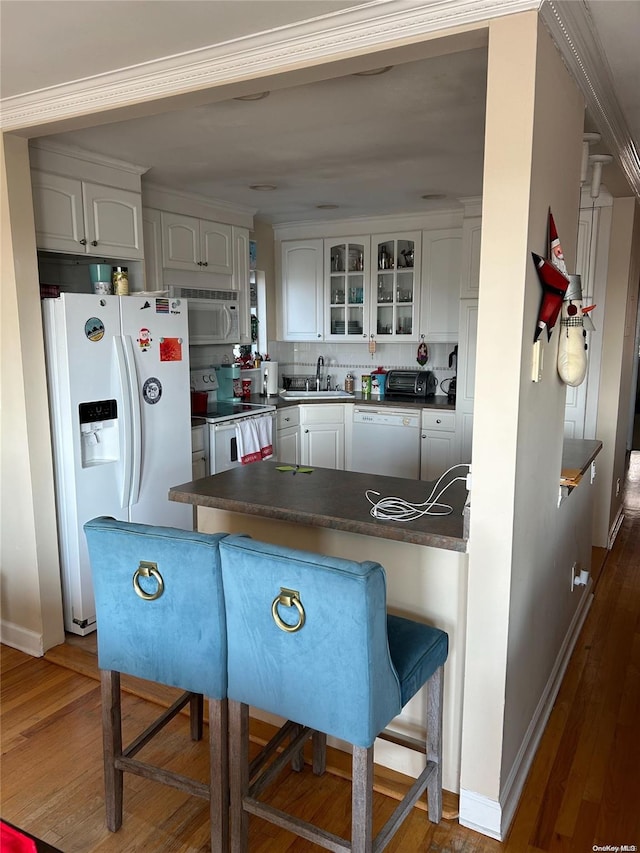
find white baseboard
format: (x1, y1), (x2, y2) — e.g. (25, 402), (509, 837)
(460, 588), (593, 840)
(608, 507), (624, 549)
(0, 619), (44, 657)
(459, 788), (502, 839)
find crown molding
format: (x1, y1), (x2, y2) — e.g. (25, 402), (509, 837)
(29, 139), (149, 175)
(0, 0), (535, 133)
(540, 0), (640, 199)
(142, 181), (257, 220)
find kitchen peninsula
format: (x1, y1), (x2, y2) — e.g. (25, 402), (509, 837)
(170, 462), (470, 793)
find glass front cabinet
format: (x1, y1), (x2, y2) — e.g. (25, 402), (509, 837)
(324, 237), (370, 340)
(371, 232), (420, 340)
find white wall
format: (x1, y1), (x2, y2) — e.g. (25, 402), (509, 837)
(593, 197), (640, 546)
(0, 134), (64, 654)
(459, 13), (586, 839)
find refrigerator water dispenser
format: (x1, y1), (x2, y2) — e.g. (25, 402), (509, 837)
(79, 399), (119, 467)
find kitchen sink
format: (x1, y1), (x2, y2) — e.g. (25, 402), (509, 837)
(279, 390), (355, 400)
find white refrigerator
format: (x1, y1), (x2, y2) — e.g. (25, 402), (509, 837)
(42, 293), (193, 635)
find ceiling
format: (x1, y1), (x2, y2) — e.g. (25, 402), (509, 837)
(1, 1), (638, 224)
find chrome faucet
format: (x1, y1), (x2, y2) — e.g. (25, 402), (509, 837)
(315, 355), (324, 391)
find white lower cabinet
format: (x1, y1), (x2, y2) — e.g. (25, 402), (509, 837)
(420, 410), (456, 481)
(191, 425), (208, 480)
(276, 408), (300, 465)
(300, 405), (345, 469)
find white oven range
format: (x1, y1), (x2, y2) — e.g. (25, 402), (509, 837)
(204, 400), (276, 474)
(191, 368), (275, 473)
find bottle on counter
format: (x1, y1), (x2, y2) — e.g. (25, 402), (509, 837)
(344, 373), (354, 393)
(112, 266), (129, 295)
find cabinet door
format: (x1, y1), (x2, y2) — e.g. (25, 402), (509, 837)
(142, 208), (163, 291)
(420, 431), (456, 481)
(301, 423), (344, 469)
(279, 240), (324, 341)
(277, 426), (300, 465)
(31, 171), (85, 253)
(460, 217), (482, 298)
(324, 237), (369, 341)
(201, 220), (232, 275)
(162, 212), (200, 270)
(419, 229), (461, 341)
(371, 232), (420, 341)
(83, 183), (144, 259)
(232, 227), (251, 343)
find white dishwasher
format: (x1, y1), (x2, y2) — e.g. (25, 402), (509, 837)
(351, 407), (421, 479)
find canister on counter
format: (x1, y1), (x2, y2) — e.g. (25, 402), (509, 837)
(112, 266), (129, 295)
(344, 373), (354, 393)
(361, 374), (372, 395)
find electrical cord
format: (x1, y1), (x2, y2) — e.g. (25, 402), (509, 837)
(365, 463), (471, 521)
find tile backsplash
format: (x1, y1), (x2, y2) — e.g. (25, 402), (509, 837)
(265, 340), (458, 395)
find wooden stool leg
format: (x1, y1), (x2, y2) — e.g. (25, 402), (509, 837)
(190, 693), (204, 741)
(290, 723), (305, 772)
(100, 670), (123, 832)
(209, 697), (229, 853)
(426, 665), (444, 823)
(351, 745), (374, 853)
(312, 731), (326, 775)
(229, 699), (249, 853)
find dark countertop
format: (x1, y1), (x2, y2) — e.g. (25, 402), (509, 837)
(560, 438), (603, 486)
(170, 461), (468, 552)
(192, 394), (454, 424)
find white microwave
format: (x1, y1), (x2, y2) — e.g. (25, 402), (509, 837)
(169, 286), (239, 345)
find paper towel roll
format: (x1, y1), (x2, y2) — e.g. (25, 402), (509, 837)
(262, 362), (279, 396)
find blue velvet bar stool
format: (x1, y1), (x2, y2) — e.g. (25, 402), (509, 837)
(219, 535), (449, 853)
(83, 517), (230, 852)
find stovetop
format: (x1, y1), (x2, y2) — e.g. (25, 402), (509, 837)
(203, 400), (274, 424)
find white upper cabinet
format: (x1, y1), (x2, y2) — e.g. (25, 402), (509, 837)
(371, 232), (420, 341)
(324, 237), (370, 341)
(459, 216), (482, 299)
(232, 226), (251, 344)
(32, 171), (144, 259)
(161, 212), (232, 275)
(278, 240), (324, 341)
(418, 228), (462, 342)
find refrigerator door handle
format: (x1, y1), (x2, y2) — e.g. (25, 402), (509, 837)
(114, 336), (142, 508)
(122, 336), (142, 506)
(114, 336), (134, 509)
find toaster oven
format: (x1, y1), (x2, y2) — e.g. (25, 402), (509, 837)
(385, 370), (437, 398)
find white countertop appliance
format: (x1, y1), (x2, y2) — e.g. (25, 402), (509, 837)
(42, 293), (193, 635)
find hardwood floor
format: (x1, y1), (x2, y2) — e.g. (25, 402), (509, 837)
(2, 454), (639, 852)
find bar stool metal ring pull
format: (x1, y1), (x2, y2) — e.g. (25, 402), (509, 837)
(271, 587), (305, 633)
(133, 561), (164, 601)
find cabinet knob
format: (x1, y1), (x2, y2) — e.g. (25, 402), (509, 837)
(317, 334), (321, 338)
(284, 417), (290, 422)
(197, 261), (203, 266)
(421, 434), (426, 439)
(91, 240), (98, 247)
(436, 418), (441, 424)
(202, 261), (208, 267)
(79, 238), (87, 245)
(304, 429), (309, 434)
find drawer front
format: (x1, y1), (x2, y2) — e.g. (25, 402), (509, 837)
(421, 410), (455, 431)
(300, 404), (345, 425)
(191, 425), (206, 452)
(277, 407), (300, 429)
